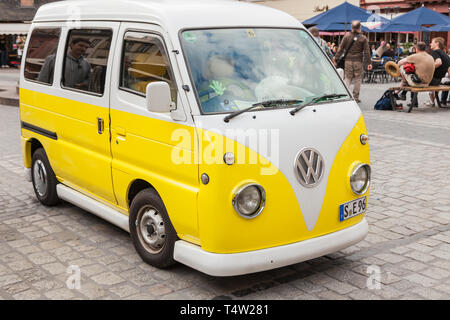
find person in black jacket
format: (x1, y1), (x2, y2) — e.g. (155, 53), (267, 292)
(0, 35), (9, 68)
(426, 37), (450, 107)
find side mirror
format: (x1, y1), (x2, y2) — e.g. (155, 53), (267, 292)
(146, 81), (174, 113)
(337, 68), (344, 79)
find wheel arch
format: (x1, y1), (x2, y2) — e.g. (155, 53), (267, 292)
(127, 179), (161, 209)
(23, 137), (44, 168)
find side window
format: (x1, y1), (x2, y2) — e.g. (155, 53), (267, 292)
(24, 28), (61, 85)
(120, 32), (177, 101)
(62, 29), (113, 95)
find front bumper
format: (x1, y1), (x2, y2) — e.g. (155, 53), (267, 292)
(174, 217), (368, 276)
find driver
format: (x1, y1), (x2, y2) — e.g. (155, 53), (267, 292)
(199, 54), (254, 113)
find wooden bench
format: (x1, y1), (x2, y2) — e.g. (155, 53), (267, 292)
(388, 85), (450, 113)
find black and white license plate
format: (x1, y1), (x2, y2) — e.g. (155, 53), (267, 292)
(339, 197), (367, 222)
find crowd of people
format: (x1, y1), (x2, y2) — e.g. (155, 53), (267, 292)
(310, 22), (450, 107)
(0, 34), (25, 68)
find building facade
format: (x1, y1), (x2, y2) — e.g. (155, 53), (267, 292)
(360, 0), (449, 18)
(0, 0), (61, 67)
(240, 0), (360, 21)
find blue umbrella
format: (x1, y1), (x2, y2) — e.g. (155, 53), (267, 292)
(378, 23), (430, 32)
(389, 5), (450, 26)
(427, 24), (450, 32)
(303, 1), (388, 26)
(315, 22), (371, 33)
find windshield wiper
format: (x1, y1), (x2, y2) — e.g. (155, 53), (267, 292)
(289, 94), (348, 116)
(224, 99), (303, 122)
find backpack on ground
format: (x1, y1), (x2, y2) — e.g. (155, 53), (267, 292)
(374, 90), (393, 111)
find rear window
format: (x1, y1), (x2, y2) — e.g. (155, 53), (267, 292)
(24, 28), (61, 85)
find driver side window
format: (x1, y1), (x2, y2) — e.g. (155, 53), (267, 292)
(120, 32), (177, 102)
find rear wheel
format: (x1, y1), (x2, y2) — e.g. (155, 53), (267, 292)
(31, 148), (59, 206)
(129, 189), (177, 268)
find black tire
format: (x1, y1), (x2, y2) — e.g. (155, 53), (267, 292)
(31, 148), (59, 206)
(129, 188), (178, 268)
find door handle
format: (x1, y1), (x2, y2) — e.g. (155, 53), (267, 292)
(97, 117), (104, 134)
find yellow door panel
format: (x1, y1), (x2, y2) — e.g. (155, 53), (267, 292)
(110, 108), (199, 239)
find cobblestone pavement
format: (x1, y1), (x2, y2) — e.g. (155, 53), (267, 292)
(1, 82), (450, 300)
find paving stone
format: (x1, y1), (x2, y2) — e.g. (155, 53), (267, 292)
(13, 289), (42, 300)
(28, 252), (57, 265)
(404, 274), (438, 288)
(109, 284), (139, 298)
(42, 262), (67, 275)
(91, 272), (125, 286)
(45, 288), (76, 300)
(404, 251), (436, 263)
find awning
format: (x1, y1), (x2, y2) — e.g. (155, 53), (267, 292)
(0, 23), (31, 35)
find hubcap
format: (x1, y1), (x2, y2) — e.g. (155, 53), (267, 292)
(137, 206), (166, 254)
(33, 159), (48, 197)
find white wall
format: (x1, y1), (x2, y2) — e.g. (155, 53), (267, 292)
(246, 0), (360, 22)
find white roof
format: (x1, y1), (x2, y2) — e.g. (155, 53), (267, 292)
(33, 0), (302, 30)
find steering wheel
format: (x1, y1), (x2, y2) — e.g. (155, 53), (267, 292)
(197, 79), (255, 113)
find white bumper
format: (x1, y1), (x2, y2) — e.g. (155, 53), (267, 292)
(174, 218), (368, 277)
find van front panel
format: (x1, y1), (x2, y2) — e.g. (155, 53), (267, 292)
(194, 104), (369, 254)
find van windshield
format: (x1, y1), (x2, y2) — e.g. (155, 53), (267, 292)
(181, 28), (349, 114)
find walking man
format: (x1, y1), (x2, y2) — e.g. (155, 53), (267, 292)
(334, 21), (372, 103)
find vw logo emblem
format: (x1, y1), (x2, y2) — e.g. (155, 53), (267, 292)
(294, 148), (324, 187)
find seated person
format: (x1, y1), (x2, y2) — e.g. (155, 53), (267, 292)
(426, 37), (450, 106)
(198, 55), (254, 113)
(375, 41), (387, 58)
(382, 44), (395, 58)
(394, 44), (403, 57)
(396, 42), (435, 101)
(440, 72), (450, 107)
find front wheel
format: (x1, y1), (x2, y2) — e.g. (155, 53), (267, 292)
(129, 189), (178, 268)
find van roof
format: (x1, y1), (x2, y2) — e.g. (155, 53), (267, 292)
(34, 0), (302, 30)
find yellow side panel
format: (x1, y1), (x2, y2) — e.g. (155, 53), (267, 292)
(20, 88), (116, 204)
(197, 115), (370, 254)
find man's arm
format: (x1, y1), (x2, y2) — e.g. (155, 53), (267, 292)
(363, 38), (373, 71)
(334, 36), (349, 62)
(398, 57), (408, 67)
(435, 58), (442, 68)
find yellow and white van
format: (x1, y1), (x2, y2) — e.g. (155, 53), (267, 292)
(20, 0), (370, 276)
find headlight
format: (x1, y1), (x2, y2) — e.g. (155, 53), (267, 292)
(350, 164), (371, 195)
(232, 184), (266, 219)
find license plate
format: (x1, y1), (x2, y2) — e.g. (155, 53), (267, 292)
(339, 197), (367, 222)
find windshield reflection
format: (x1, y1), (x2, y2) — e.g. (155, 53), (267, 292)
(181, 28), (348, 114)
